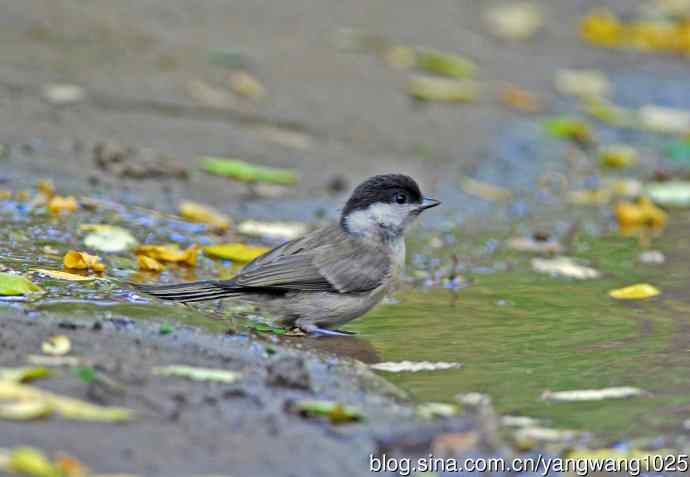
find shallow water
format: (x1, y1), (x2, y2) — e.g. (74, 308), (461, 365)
(2, 188), (690, 443)
(349, 214), (690, 440)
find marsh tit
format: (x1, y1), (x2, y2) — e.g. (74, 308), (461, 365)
(135, 174), (440, 336)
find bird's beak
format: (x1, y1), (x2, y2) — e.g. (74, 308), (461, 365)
(419, 196), (441, 210)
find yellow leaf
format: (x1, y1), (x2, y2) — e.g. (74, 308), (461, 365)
(461, 177), (512, 201)
(0, 400), (53, 420)
(47, 196), (78, 215)
(54, 454), (89, 477)
(32, 269), (98, 281)
(0, 381), (133, 422)
(614, 197), (667, 231)
(203, 243), (270, 262)
(179, 201), (231, 233)
(63, 251), (105, 273)
(137, 255), (164, 272)
(37, 179), (55, 199)
(41, 336), (71, 356)
(609, 283), (661, 300)
(6, 447), (60, 477)
(229, 71), (266, 99)
(0, 367), (51, 382)
(135, 244), (197, 267)
(500, 85), (542, 113)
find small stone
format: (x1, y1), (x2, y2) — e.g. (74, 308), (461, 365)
(42, 83), (85, 105)
(639, 250), (665, 265)
(266, 355), (311, 390)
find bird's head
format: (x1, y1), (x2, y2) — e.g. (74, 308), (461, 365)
(340, 174), (440, 241)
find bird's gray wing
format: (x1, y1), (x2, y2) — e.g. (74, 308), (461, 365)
(227, 224), (390, 293)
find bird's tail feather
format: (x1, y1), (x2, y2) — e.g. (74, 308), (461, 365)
(133, 280), (238, 303)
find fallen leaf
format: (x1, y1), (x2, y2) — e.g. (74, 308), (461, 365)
(237, 220), (308, 241)
(0, 381), (133, 421)
(542, 386), (647, 401)
(41, 336), (71, 356)
(47, 196), (78, 215)
(201, 157), (298, 185)
(554, 69), (611, 98)
(179, 201), (231, 233)
(5, 447), (60, 477)
(229, 71), (266, 100)
(0, 400), (53, 421)
(414, 48), (476, 78)
(432, 432), (480, 455)
(36, 179), (55, 200)
(407, 76), (479, 102)
(531, 257), (600, 279)
(484, 2), (543, 40)
(370, 361), (462, 372)
(500, 85), (542, 113)
(599, 145), (637, 168)
(566, 448), (670, 466)
(158, 323), (173, 336)
(381, 45), (417, 70)
(567, 189), (611, 206)
(31, 269), (99, 282)
(82, 225), (138, 253)
(41, 83), (85, 105)
(135, 244), (197, 267)
(608, 283), (660, 300)
(514, 427), (577, 446)
(186, 79), (235, 108)
(461, 177), (512, 201)
(0, 273), (43, 296)
(54, 454), (89, 477)
(290, 400), (364, 424)
(639, 105), (690, 134)
(0, 367), (51, 382)
(417, 402), (459, 419)
(506, 236), (564, 253)
(26, 355), (84, 367)
(639, 250), (665, 265)
(614, 197), (667, 231)
(203, 243), (270, 262)
(63, 251), (105, 272)
(152, 365), (241, 383)
(137, 255), (164, 272)
(646, 181), (690, 208)
(544, 117), (593, 146)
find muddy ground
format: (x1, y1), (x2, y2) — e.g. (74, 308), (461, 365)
(1, 0), (689, 476)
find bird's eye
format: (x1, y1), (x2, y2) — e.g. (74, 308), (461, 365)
(394, 192), (408, 204)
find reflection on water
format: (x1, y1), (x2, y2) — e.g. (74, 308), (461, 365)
(348, 215), (690, 439)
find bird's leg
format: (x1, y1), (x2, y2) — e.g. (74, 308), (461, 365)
(296, 320), (357, 337)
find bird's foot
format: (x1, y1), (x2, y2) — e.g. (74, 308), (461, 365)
(298, 324), (356, 337)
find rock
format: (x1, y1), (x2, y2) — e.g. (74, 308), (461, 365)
(266, 355), (311, 390)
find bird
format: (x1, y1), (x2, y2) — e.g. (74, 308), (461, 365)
(134, 174), (440, 336)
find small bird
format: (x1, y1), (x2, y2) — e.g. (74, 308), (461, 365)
(134, 174), (440, 335)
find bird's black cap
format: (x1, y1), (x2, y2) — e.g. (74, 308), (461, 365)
(341, 174), (423, 218)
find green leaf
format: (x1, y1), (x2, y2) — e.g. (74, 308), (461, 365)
(291, 399), (365, 424)
(159, 322), (174, 335)
(0, 272), (43, 296)
(415, 48), (476, 78)
(152, 365), (241, 383)
(201, 157), (298, 185)
(0, 367), (51, 383)
(72, 366), (96, 384)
